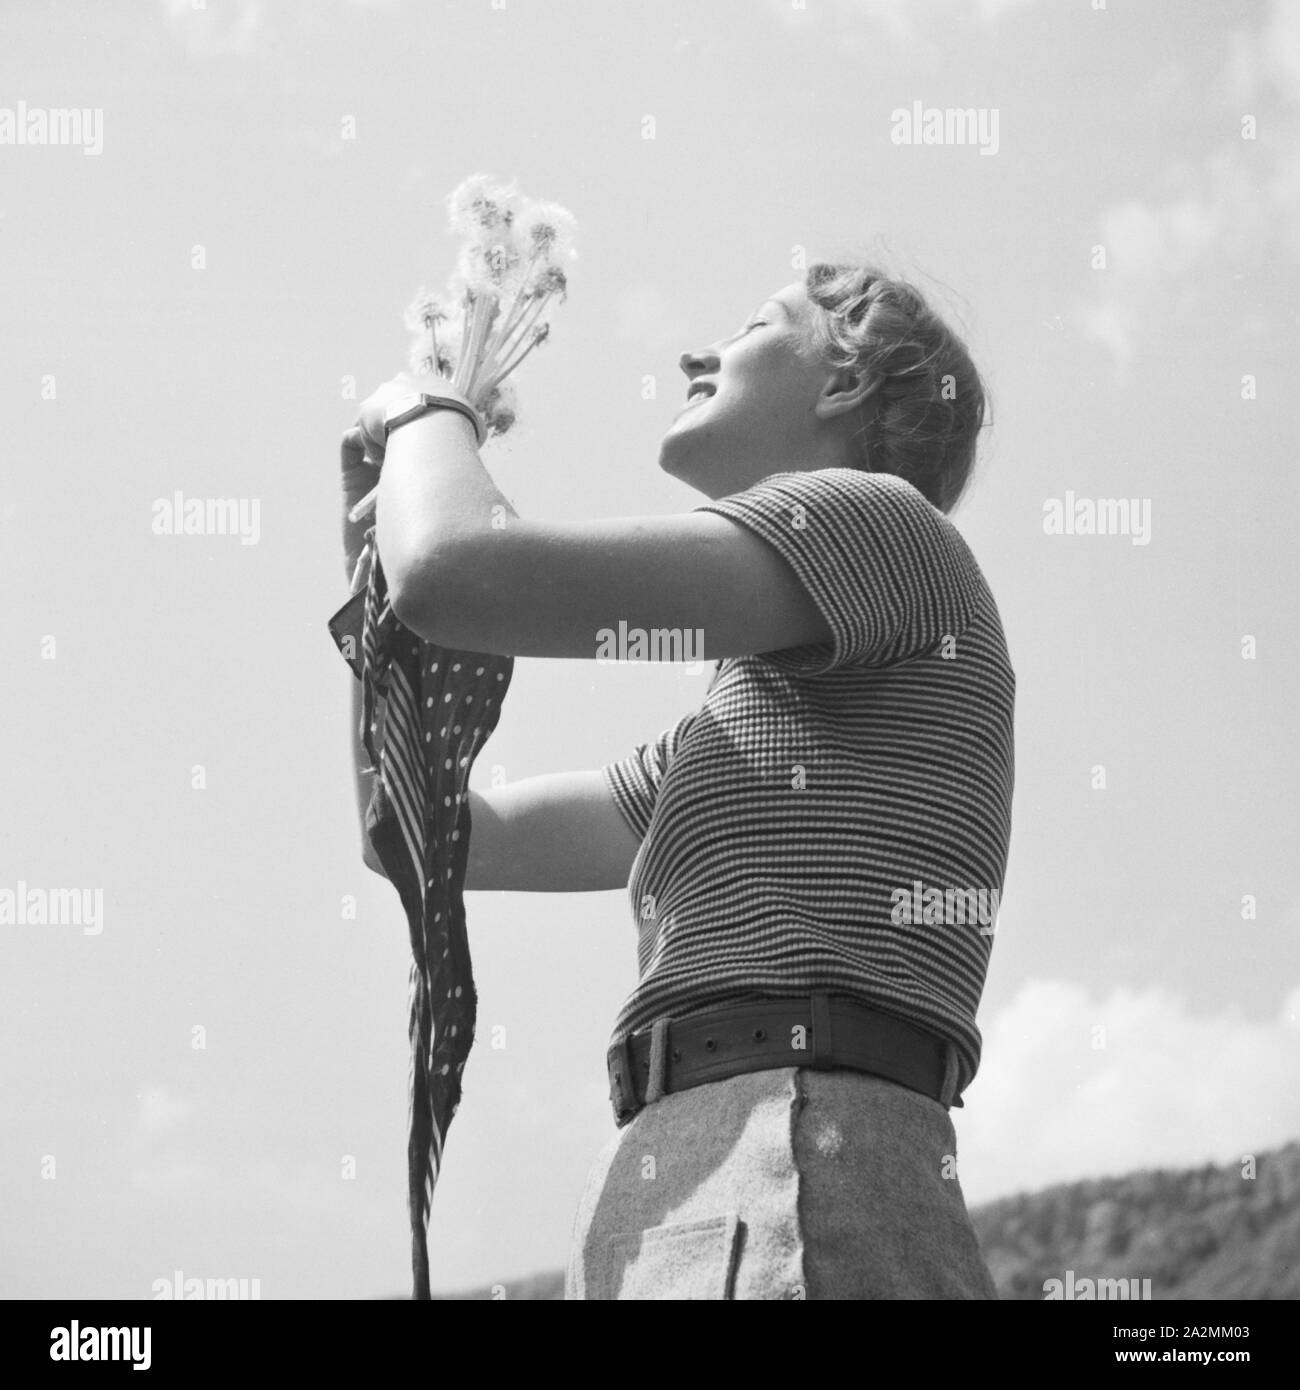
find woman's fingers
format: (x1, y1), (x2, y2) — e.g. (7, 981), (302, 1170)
(341, 426), (365, 463)
(341, 425), (382, 470)
(346, 373), (420, 472)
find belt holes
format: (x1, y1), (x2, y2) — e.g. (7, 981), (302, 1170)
(753, 1028), (767, 1042)
(704, 1038), (717, 1051)
(671, 1049), (681, 1062)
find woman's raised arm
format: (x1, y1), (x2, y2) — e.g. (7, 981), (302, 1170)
(373, 409), (832, 661)
(464, 770), (643, 892)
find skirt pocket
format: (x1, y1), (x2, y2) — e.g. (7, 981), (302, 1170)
(599, 1212), (742, 1300)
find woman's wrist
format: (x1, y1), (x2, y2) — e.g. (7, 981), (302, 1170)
(356, 375), (481, 458)
(385, 389), (485, 449)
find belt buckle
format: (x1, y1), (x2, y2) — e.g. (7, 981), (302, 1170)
(607, 1035), (638, 1125)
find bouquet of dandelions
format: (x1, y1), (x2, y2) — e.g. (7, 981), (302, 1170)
(347, 174), (576, 530)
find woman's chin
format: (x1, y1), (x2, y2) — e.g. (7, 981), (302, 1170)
(660, 408), (709, 463)
(657, 438), (690, 481)
(660, 438), (734, 498)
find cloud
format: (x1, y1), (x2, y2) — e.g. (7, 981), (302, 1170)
(130, 1155), (216, 1193)
(157, 0), (266, 58)
(1079, 0), (1300, 365)
(244, 1157), (389, 1223)
(956, 980), (1300, 1205)
(1079, 186), (1224, 366)
(973, 0), (1040, 22)
(135, 1083), (198, 1139)
(128, 1083), (215, 1192)
(126, 1081), (386, 1223)
(154, 0), (397, 60)
(764, 0), (1040, 49)
(762, 0), (929, 55)
(1263, 0), (1300, 88)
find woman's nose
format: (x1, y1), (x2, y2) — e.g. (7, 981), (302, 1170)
(679, 346), (719, 378)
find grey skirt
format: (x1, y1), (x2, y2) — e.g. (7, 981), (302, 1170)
(565, 1066), (997, 1300)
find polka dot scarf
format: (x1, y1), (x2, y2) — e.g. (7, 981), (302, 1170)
(329, 532), (514, 1300)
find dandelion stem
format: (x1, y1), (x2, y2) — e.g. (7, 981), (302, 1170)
(480, 294), (530, 368)
(348, 484), (379, 525)
(459, 290), (500, 396)
(453, 292), (489, 394)
(453, 294), (480, 393)
(479, 325), (547, 398)
(487, 289), (553, 376)
(480, 247), (546, 360)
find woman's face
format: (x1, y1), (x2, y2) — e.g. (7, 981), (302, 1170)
(659, 280), (849, 498)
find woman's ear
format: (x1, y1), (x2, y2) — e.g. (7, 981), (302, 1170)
(813, 365), (881, 422)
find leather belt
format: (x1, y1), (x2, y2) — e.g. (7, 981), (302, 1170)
(606, 993), (959, 1126)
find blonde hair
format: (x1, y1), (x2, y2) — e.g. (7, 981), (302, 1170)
(804, 262), (988, 513)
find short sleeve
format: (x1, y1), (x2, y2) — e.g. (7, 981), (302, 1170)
(695, 468), (982, 674)
(600, 709), (698, 841)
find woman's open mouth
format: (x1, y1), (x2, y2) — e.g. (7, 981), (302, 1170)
(680, 381), (716, 413)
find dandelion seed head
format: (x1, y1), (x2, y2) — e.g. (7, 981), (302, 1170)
(479, 178), (524, 233)
(456, 241), (520, 297)
(480, 379), (518, 437)
(531, 264), (569, 301)
(521, 201), (577, 262)
(447, 174), (501, 237)
(448, 174), (525, 241)
(402, 178), (578, 451)
(408, 343), (456, 379)
(485, 401), (517, 436)
(408, 293), (464, 379)
(484, 241), (522, 285)
(403, 288), (447, 335)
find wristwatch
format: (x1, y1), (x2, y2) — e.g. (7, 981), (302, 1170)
(383, 392), (486, 447)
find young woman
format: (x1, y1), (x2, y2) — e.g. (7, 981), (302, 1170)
(339, 262), (1014, 1300)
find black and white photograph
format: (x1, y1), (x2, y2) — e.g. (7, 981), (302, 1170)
(1, 0), (1295, 1352)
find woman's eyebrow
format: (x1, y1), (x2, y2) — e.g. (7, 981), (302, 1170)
(761, 299), (790, 319)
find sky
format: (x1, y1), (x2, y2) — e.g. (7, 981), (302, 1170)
(1, 0), (1297, 1298)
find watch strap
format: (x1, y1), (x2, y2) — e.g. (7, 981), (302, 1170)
(385, 392), (487, 447)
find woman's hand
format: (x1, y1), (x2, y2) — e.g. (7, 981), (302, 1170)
(355, 374), (424, 466)
(340, 375), (427, 585)
(340, 427), (380, 586)
(356, 371), (485, 463)
(344, 372), (484, 585)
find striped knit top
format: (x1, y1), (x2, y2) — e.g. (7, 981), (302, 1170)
(600, 467), (1015, 1098)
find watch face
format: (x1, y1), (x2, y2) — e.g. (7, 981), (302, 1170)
(384, 394), (426, 426)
